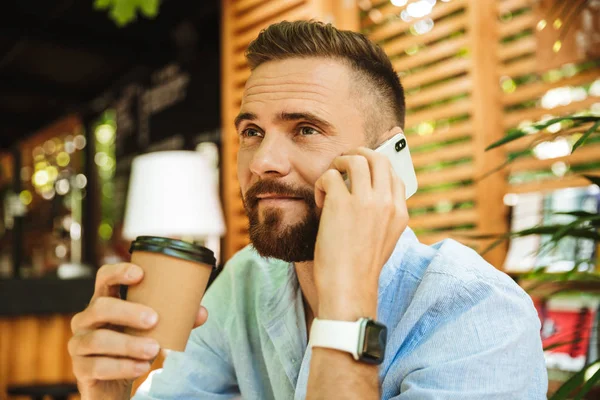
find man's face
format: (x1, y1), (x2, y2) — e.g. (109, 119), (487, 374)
(236, 57), (368, 262)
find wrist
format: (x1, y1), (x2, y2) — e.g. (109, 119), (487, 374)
(317, 294), (377, 321)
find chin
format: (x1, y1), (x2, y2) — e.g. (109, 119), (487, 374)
(248, 208), (319, 262)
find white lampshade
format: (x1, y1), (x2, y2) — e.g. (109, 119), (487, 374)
(122, 151), (226, 240)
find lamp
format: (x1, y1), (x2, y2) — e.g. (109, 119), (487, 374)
(122, 151), (226, 247)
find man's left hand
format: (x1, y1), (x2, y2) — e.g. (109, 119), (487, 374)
(313, 146), (409, 321)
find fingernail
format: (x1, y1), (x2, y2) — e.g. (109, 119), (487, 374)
(126, 267), (142, 280)
(141, 311), (158, 326)
(144, 342), (160, 357)
(135, 362), (151, 374)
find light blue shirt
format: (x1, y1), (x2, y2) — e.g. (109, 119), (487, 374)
(134, 228), (548, 399)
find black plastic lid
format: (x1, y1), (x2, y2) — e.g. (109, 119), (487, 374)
(129, 236), (216, 267)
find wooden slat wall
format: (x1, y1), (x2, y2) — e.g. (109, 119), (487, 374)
(362, 0), (497, 256)
(0, 315), (78, 400)
(221, 0), (359, 259)
(497, 0), (600, 194)
(361, 0), (600, 268)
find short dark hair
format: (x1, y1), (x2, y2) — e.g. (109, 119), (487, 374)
(245, 20), (406, 135)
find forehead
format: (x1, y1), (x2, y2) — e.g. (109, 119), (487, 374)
(241, 58), (354, 118)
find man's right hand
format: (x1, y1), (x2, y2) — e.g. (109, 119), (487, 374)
(69, 263), (209, 400)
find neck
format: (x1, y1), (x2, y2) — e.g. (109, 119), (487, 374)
(294, 260), (318, 323)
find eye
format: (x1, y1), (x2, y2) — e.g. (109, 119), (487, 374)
(241, 128), (263, 138)
(299, 126), (319, 136)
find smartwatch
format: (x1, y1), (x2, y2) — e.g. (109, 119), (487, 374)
(308, 317), (387, 365)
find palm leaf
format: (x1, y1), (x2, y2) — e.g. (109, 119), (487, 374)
(572, 120), (600, 151)
(574, 362), (600, 400)
(485, 130), (527, 151)
(550, 364), (589, 399)
(543, 338), (583, 352)
(486, 116), (600, 151)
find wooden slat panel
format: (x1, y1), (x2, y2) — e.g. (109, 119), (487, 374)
(382, 14), (469, 58)
(498, 12), (535, 38)
(0, 319), (10, 398)
(417, 164), (474, 186)
(410, 208), (478, 228)
(408, 186), (476, 208)
(235, 0), (305, 33)
(499, 57), (536, 77)
(502, 68), (600, 106)
(234, 51), (248, 70)
(505, 96), (600, 128)
(9, 317), (39, 384)
(36, 315), (67, 383)
(406, 98), (471, 128)
(401, 58), (470, 90)
(233, 3), (310, 50)
(234, 0), (268, 14)
(498, 0), (533, 15)
(508, 169), (600, 193)
(368, 0), (467, 42)
(406, 76), (472, 108)
(412, 141), (474, 168)
(498, 35), (536, 61)
(234, 69), (251, 91)
(417, 230), (481, 246)
(508, 143), (600, 172)
(392, 36), (469, 72)
(408, 121), (473, 147)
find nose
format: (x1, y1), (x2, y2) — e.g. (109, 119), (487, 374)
(249, 134), (291, 179)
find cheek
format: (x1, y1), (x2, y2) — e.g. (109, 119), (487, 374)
(294, 152), (337, 186)
(237, 149), (254, 191)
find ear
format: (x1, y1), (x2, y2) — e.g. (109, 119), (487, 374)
(376, 126), (404, 148)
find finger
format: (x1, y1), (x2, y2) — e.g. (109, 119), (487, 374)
(345, 147), (393, 192)
(315, 169), (347, 208)
(193, 306), (209, 328)
(330, 155), (371, 193)
(69, 329), (160, 360)
(391, 172), (408, 219)
(73, 355), (151, 382)
(72, 297), (158, 333)
(94, 263), (144, 299)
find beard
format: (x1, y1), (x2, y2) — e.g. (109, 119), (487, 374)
(242, 179), (319, 262)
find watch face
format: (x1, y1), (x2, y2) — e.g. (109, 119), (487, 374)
(360, 320), (387, 365)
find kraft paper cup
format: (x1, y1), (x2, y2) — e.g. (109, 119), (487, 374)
(125, 236), (216, 351)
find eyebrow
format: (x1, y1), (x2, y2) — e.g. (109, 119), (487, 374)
(234, 111), (334, 131)
(234, 112), (257, 130)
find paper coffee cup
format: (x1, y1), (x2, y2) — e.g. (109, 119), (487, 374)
(125, 236), (216, 351)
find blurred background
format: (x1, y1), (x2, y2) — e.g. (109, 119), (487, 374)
(0, 0), (599, 399)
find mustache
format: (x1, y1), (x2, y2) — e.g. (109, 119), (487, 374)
(244, 180), (316, 209)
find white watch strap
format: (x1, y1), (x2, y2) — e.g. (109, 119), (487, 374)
(308, 318), (362, 360)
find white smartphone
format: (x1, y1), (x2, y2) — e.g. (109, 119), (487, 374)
(375, 132), (418, 199)
(344, 133), (418, 199)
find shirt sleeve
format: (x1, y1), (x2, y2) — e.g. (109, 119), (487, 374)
(383, 274), (548, 400)
(132, 269), (240, 400)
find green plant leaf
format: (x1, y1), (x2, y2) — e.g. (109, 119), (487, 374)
(574, 362), (600, 400)
(485, 130), (527, 151)
(553, 211), (599, 218)
(94, 0), (112, 10)
(572, 120), (600, 152)
(486, 115), (600, 152)
(583, 175), (600, 186)
(543, 338), (583, 352)
(139, 0), (160, 18)
(549, 364), (588, 400)
(110, 0), (137, 26)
